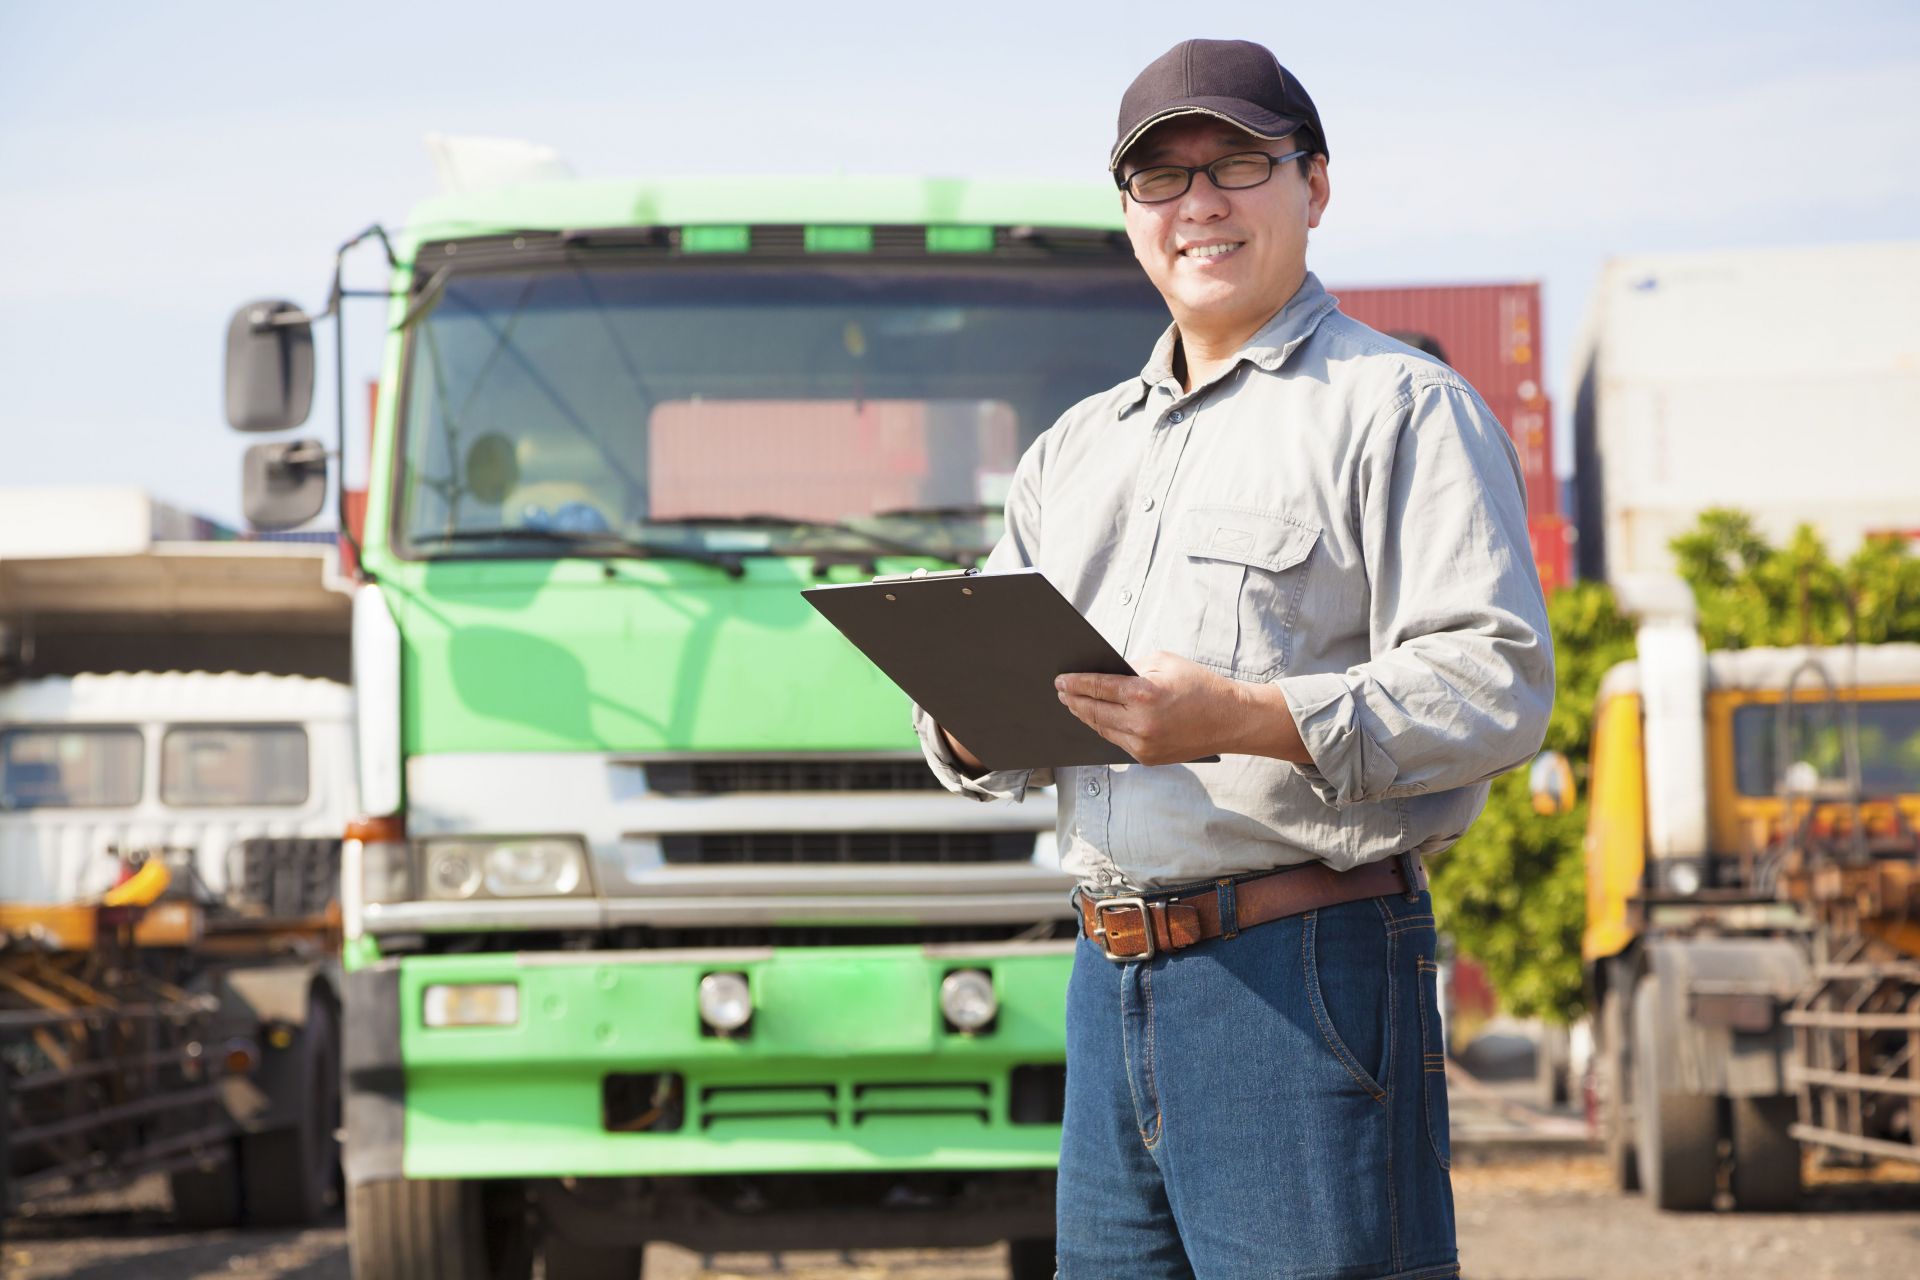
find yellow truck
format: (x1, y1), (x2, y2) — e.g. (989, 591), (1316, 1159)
(1536, 577), (1920, 1211)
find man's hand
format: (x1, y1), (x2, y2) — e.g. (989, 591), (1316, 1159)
(1056, 652), (1311, 766)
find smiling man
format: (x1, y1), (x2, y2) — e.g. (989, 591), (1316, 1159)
(914, 37), (1553, 1279)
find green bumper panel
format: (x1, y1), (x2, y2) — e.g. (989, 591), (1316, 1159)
(397, 945), (1070, 1179)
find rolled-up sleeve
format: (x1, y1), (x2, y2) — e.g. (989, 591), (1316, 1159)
(1275, 381), (1554, 808)
(910, 431), (1055, 802)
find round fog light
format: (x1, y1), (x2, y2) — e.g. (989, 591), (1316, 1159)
(940, 969), (997, 1032)
(698, 972), (753, 1033)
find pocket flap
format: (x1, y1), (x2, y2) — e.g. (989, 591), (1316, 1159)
(1185, 507), (1319, 572)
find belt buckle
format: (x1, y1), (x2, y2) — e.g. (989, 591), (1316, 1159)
(1091, 895), (1154, 962)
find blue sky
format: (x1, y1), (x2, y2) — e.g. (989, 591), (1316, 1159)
(3, 0), (1916, 525)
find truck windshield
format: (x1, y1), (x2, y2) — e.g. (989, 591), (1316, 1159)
(395, 261), (1168, 559)
(1733, 699), (1920, 797)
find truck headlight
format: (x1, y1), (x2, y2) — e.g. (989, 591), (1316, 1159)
(940, 969), (997, 1032)
(1661, 858), (1706, 896)
(698, 972), (753, 1034)
(419, 838), (591, 899)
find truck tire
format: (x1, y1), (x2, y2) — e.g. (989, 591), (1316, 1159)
(1599, 989), (1639, 1192)
(1535, 1022), (1572, 1109)
(242, 995), (341, 1225)
(169, 1147), (244, 1228)
(349, 1178), (533, 1280)
(1730, 1096), (1802, 1212)
(1008, 1237), (1055, 1280)
(543, 1235), (645, 1279)
(1632, 976), (1719, 1211)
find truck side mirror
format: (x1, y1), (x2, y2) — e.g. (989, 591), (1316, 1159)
(226, 299), (314, 432)
(243, 440), (329, 530)
(1529, 750), (1577, 816)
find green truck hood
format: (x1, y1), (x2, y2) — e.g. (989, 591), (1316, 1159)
(388, 555), (930, 755)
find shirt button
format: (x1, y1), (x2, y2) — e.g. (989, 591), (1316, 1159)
(1083, 777), (1102, 798)
(1168, 410), (1184, 424)
(1141, 495), (1155, 512)
(1119, 588), (1134, 605)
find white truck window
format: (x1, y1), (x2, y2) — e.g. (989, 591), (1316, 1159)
(160, 725), (309, 807)
(0, 727), (144, 810)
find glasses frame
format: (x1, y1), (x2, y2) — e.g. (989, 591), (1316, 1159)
(1116, 148), (1311, 205)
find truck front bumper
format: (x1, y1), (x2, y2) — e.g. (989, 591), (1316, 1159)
(345, 942), (1071, 1183)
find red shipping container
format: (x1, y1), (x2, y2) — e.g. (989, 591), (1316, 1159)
(1335, 283), (1557, 521)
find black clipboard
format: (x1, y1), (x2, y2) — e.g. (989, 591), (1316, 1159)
(802, 567), (1148, 771)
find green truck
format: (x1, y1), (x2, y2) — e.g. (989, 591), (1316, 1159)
(223, 175), (1169, 1278)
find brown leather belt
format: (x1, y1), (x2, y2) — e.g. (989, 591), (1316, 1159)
(1077, 855), (1426, 962)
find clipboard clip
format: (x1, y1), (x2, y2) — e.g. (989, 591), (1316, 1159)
(869, 566), (980, 584)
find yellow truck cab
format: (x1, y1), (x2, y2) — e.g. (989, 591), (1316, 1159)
(1563, 577), (1920, 1212)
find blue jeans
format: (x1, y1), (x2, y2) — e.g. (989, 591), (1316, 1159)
(1057, 884), (1458, 1279)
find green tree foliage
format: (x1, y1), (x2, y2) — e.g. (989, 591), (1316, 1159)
(1430, 511), (1920, 1022)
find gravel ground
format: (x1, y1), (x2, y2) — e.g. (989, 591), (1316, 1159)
(5, 1155), (1918, 1279)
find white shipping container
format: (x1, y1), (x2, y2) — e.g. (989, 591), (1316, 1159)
(1569, 242), (1920, 583)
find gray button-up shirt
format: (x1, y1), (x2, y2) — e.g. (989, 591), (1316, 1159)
(913, 273), (1554, 890)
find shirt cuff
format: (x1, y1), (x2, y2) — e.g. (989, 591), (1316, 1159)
(1272, 670), (1400, 809)
(912, 703), (1041, 802)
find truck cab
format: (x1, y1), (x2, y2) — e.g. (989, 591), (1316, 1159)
(226, 176), (1181, 1279)
(1561, 584), (1920, 1212)
(0, 670), (354, 908)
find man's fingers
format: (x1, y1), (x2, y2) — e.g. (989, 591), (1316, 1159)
(1059, 690), (1130, 737)
(1056, 672), (1132, 704)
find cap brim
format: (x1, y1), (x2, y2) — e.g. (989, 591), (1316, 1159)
(1109, 99), (1306, 171)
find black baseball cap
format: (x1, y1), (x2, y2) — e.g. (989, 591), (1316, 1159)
(1110, 39), (1328, 173)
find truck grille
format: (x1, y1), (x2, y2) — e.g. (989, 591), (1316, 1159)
(694, 1081), (992, 1132)
(644, 759), (942, 795)
(660, 832), (1034, 865)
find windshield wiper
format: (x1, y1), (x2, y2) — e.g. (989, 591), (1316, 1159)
(411, 527), (746, 576)
(871, 503), (1006, 520)
(637, 513), (949, 562)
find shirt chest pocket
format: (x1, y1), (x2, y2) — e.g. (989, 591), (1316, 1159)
(1176, 505), (1320, 680)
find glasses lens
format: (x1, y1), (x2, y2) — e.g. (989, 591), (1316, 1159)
(1209, 154), (1274, 189)
(1128, 168), (1189, 203)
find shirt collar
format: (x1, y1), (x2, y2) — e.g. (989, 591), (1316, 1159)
(1124, 272), (1339, 411)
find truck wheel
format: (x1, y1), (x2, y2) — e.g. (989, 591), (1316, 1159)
(1535, 1021), (1572, 1109)
(1599, 989), (1639, 1192)
(543, 1234), (645, 1279)
(349, 1178), (533, 1280)
(170, 1147), (244, 1228)
(1632, 975), (1719, 1211)
(1730, 1096), (1802, 1212)
(1008, 1237), (1055, 1280)
(242, 995), (341, 1225)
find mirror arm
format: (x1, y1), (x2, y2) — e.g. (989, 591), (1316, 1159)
(332, 225), (395, 583)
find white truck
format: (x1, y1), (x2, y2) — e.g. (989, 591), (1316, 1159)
(0, 491), (355, 1230)
(1568, 241), (1920, 583)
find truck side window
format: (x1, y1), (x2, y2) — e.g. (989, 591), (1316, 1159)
(0, 726), (144, 810)
(159, 725), (310, 808)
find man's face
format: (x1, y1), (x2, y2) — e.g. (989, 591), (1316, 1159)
(1117, 116), (1329, 339)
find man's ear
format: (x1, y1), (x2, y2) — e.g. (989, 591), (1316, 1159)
(1306, 156), (1331, 230)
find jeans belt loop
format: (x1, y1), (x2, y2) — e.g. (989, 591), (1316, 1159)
(1397, 851), (1422, 902)
(1215, 877), (1239, 939)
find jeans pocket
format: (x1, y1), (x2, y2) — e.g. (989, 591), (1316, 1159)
(1301, 902), (1391, 1103)
(1416, 955), (1452, 1169)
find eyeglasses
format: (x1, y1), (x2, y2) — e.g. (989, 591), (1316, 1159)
(1116, 149), (1309, 204)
